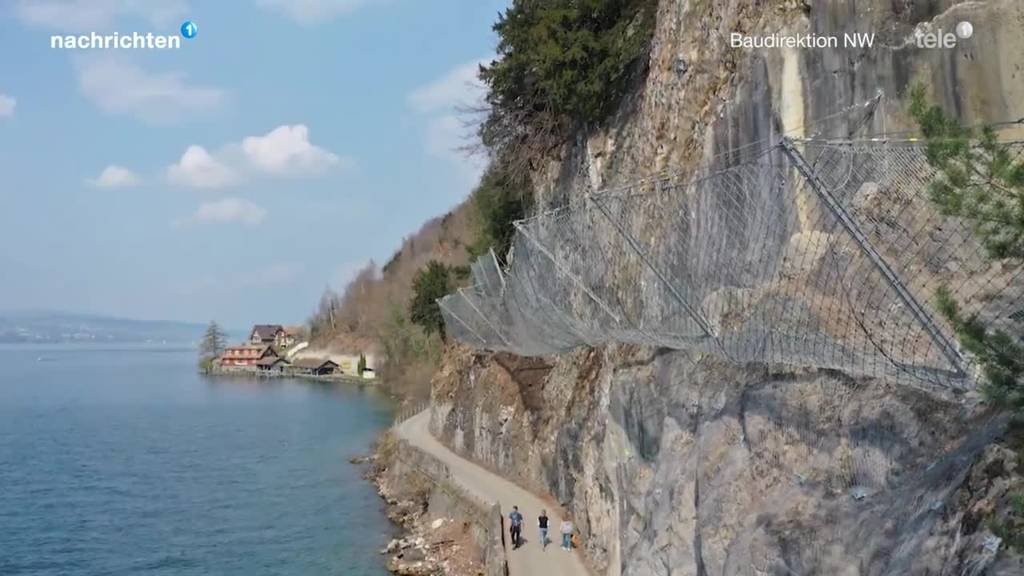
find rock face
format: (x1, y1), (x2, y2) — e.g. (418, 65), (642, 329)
(433, 346), (1023, 575)
(429, 1), (1024, 575)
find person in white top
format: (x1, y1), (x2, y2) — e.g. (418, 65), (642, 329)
(559, 517), (574, 551)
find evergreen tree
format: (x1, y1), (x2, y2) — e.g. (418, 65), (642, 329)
(357, 352), (367, 376)
(909, 85), (1024, 259)
(198, 321), (227, 372)
(909, 86), (1024, 417)
(409, 261), (453, 338)
(478, 0), (657, 177)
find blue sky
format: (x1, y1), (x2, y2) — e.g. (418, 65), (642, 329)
(0, 0), (506, 328)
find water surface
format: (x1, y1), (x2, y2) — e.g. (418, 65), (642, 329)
(0, 345), (394, 575)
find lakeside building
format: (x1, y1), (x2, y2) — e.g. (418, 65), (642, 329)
(219, 344), (278, 368)
(217, 324), (375, 380)
(256, 357), (289, 374)
(288, 358), (340, 377)
(249, 324), (298, 348)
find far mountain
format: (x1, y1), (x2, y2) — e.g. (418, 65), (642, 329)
(0, 310), (217, 345)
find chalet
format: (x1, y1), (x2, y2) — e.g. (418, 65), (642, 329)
(250, 324), (287, 346)
(290, 357), (340, 376)
(282, 325), (304, 347)
(219, 344), (278, 367)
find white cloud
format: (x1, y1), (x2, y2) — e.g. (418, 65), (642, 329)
(88, 165), (140, 188)
(256, 0), (377, 25)
(242, 124), (343, 176)
(408, 58), (491, 194)
(76, 57), (226, 124)
(0, 93), (15, 118)
(182, 198), (267, 226)
(167, 145), (238, 189)
(167, 125), (348, 189)
(16, 0), (189, 31)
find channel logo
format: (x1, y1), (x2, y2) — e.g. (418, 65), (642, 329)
(914, 21), (972, 49)
(181, 20), (198, 40)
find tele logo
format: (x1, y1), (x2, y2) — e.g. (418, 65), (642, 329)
(914, 21), (972, 49)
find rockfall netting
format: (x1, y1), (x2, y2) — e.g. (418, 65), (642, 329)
(439, 139), (1024, 391)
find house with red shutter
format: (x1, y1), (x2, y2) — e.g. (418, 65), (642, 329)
(218, 344), (278, 368)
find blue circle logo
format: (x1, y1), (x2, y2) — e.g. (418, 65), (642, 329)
(180, 20), (198, 39)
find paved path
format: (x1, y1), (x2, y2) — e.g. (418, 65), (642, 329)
(397, 411), (590, 576)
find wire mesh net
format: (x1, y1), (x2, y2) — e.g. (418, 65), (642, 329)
(439, 140), (1024, 390)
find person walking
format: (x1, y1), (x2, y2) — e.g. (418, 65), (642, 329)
(560, 516), (574, 551)
(508, 506), (524, 549)
(538, 509), (550, 550)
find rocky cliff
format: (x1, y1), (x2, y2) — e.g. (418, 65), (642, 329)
(428, 1), (1024, 574)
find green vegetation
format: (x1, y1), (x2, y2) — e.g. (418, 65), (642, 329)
(913, 87), (1024, 405)
(379, 303), (443, 396)
(357, 352), (367, 375)
(910, 85), (1024, 551)
(908, 85), (1024, 259)
(409, 260), (455, 338)
(468, 163), (531, 261)
(990, 511), (1024, 553)
(198, 321), (227, 373)
(936, 287), (1023, 412)
(910, 87), (1023, 416)
(479, 0), (657, 168)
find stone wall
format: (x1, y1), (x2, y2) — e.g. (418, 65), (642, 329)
(378, 434), (509, 576)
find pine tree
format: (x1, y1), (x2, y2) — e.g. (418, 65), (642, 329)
(910, 86), (1024, 416)
(357, 353), (367, 376)
(909, 85), (1024, 259)
(198, 321), (227, 372)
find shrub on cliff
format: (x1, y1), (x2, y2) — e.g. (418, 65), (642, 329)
(479, 0), (657, 171)
(409, 261), (455, 339)
(468, 162), (531, 262)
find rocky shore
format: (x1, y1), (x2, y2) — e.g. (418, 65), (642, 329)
(358, 431), (489, 576)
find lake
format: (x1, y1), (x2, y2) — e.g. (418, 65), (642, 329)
(0, 345), (395, 575)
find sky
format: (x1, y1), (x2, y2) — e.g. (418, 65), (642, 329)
(0, 0), (507, 328)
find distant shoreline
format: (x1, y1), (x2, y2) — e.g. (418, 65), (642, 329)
(204, 366), (376, 386)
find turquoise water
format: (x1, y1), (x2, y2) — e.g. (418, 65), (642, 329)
(0, 345), (394, 575)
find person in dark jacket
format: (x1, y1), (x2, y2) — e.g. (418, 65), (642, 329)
(538, 509), (550, 550)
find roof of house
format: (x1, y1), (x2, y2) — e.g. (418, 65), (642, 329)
(283, 325), (305, 336)
(251, 324), (284, 339)
(291, 357), (339, 370)
(256, 356), (289, 367)
(224, 344), (270, 352)
(222, 344), (277, 357)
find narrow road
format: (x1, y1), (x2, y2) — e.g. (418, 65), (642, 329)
(397, 411), (590, 576)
